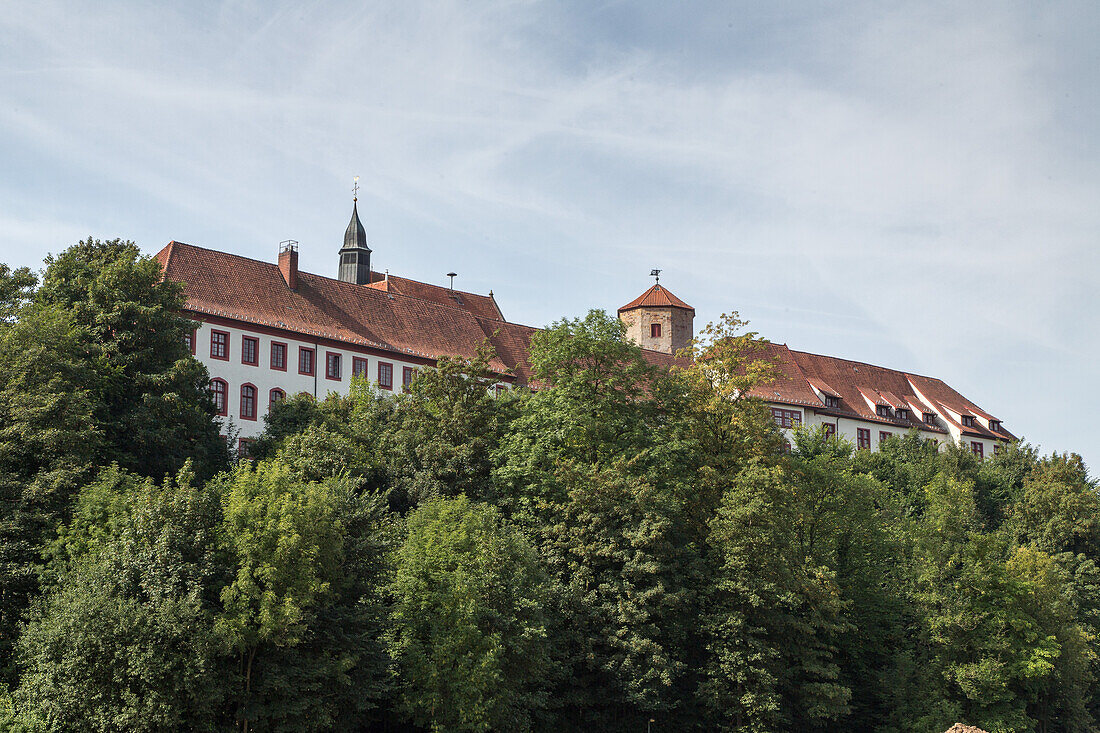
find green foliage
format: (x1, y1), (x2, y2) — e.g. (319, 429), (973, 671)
(2, 263), (1098, 732)
(388, 496), (551, 732)
(36, 238), (228, 480)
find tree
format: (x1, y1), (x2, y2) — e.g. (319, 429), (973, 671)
(215, 461), (347, 732)
(36, 238), (227, 480)
(388, 496), (553, 732)
(12, 465), (230, 732)
(0, 305), (101, 680)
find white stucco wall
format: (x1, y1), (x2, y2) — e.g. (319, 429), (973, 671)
(191, 319), (432, 441)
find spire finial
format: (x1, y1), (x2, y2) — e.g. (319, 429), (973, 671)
(650, 268), (661, 284)
(353, 175), (359, 202)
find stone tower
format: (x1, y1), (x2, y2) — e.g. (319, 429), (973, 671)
(338, 200), (372, 285)
(618, 282), (695, 354)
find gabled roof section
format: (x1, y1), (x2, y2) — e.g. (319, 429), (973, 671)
(618, 283), (694, 313)
(806, 377), (840, 398)
(742, 346), (1013, 439)
(155, 241), (528, 381)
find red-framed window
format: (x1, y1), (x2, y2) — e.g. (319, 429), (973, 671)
(993, 444), (1004, 455)
(378, 361), (393, 390)
(326, 352), (342, 380)
(823, 423), (836, 439)
(241, 336), (258, 366)
(270, 342), (287, 371)
(210, 330), (229, 360)
(961, 415), (976, 428)
(209, 378), (228, 416)
(402, 366), (417, 392)
(971, 441), (984, 459)
(298, 347), (315, 375)
(879, 431), (892, 444)
(494, 384), (507, 396)
(269, 388), (285, 407)
(238, 438), (255, 460)
(240, 383), (257, 421)
(770, 408), (802, 429)
(857, 428), (871, 450)
(650, 323), (662, 338)
(352, 357), (368, 378)
(876, 404), (890, 417)
(185, 329), (196, 355)
(824, 395), (839, 409)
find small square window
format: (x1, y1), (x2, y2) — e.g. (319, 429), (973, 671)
(210, 330), (229, 360)
(876, 404), (890, 417)
(270, 342), (287, 371)
(352, 357), (368, 378)
(895, 408), (909, 421)
(378, 362), (393, 390)
(879, 431), (892, 444)
(823, 423), (836, 438)
(961, 415), (976, 428)
(924, 412), (937, 425)
(857, 428), (871, 450)
(242, 336), (258, 366)
(299, 347), (315, 375)
(824, 395), (839, 409)
(326, 352), (342, 380)
(971, 441), (984, 459)
(650, 323), (662, 338)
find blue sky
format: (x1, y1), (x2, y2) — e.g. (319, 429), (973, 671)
(2, 1), (1098, 470)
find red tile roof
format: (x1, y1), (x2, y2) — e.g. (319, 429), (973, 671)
(156, 241), (535, 383)
(746, 346), (1014, 440)
(618, 283), (694, 313)
(157, 241), (1010, 440)
(366, 271), (503, 320)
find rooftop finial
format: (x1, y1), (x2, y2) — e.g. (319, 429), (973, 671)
(353, 175), (359, 202)
(650, 268), (661, 284)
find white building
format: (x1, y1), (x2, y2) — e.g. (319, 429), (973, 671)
(158, 203), (1013, 457)
(616, 283), (1013, 457)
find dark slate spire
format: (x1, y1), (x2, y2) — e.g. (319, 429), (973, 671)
(338, 200), (372, 285)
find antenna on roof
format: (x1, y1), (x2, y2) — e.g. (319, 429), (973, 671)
(447, 272), (457, 291)
(650, 268), (661, 284)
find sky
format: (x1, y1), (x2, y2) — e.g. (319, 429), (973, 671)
(1, 1), (1098, 470)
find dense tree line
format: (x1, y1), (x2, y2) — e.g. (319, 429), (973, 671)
(0, 243), (1097, 732)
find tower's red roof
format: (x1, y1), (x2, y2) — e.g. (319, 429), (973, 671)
(618, 283), (694, 313)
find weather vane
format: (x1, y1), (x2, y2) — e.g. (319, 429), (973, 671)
(353, 175), (359, 202)
(650, 268), (661, 284)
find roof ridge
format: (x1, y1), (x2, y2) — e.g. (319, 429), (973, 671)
(786, 346), (947, 384)
(162, 241), (504, 323)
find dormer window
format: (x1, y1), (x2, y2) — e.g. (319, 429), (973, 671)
(876, 404), (890, 417)
(824, 395), (839, 409)
(961, 415), (976, 428)
(895, 408), (909, 421)
(989, 420), (1001, 432)
(924, 412), (937, 425)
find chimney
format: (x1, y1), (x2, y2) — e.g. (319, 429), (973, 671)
(279, 240), (298, 290)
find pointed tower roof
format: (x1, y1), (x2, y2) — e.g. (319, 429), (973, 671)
(618, 283), (694, 314)
(342, 201), (371, 253)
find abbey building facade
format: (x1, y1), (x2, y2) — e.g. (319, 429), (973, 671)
(157, 203), (1013, 457)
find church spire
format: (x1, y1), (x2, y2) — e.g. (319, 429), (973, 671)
(338, 178), (372, 284)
